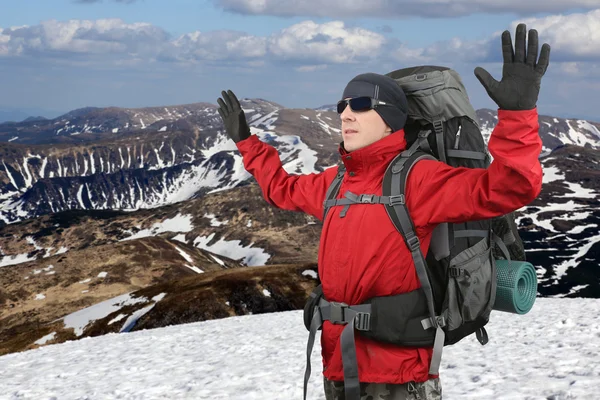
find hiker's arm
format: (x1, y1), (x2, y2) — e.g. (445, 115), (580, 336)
(406, 108), (542, 227)
(236, 134), (338, 220)
(217, 89), (337, 220)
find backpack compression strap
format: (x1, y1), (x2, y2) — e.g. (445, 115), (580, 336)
(433, 120), (446, 163)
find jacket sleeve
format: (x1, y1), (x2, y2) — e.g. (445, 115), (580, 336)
(235, 134), (339, 221)
(405, 108), (543, 228)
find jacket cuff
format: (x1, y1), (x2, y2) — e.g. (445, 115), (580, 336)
(497, 107), (538, 120)
(235, 134), (261, 152)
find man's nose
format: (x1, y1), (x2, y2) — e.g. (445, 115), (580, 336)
(340, 104), (355, 121)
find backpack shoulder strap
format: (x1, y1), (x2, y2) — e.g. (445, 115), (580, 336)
(382, 148), (437, 272)
(383, 147), (446, 375)
(322, 165), (345, 221)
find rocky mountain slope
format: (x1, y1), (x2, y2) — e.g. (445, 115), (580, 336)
(0, 183), (321, 268)
(1, 262), (319, 356)
(2, 140), (596, 289)
(0, 183), (324, 355)
(519, 145), (599, 298)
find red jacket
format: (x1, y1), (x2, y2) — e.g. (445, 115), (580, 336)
(236, 109), (542, 384)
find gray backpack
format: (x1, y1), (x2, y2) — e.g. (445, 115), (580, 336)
(303, 66), (524, 400)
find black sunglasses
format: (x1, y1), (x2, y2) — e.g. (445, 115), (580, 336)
(336, 97), (391, 114)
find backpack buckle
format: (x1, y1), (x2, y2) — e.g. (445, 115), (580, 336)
(359, 194), (374, 203)
(435, 316), (446, 328)
(354, 312), (371, 331)
(449, 267), (462, 277)
(329, 302), (348, 324)
(388, 195), (405, 206)
(406, 233), (421, 252)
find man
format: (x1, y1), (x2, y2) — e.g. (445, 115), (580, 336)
(217, 23), (549, 400)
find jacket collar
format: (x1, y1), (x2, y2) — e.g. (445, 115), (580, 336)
(339, 129), (407, 178)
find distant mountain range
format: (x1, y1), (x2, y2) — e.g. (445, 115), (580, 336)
(0, 101), (598, 224)
(0, 99), (598, 355)
(0, 108), (64, 125)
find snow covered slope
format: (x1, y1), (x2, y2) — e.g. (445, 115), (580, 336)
(0, 297), (598, 399)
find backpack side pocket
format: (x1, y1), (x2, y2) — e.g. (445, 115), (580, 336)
(445, 238), (494, 330)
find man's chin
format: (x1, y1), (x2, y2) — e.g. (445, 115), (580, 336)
(343, 138), (357, 150)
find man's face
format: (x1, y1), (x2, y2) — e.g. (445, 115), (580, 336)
(340, 98), (392, 152)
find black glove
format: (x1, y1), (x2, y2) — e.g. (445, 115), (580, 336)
(474, 23), (551, 111)
(216, 90), (251, 143)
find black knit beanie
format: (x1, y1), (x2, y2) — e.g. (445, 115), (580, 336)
(341, 73), (408, 133)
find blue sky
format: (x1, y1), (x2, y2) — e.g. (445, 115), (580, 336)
(1, 0), (599, 121)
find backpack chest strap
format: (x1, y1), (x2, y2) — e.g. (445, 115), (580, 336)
(323, 190), (406, 217)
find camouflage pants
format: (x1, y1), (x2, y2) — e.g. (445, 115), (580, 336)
(323, 376), (442, 400)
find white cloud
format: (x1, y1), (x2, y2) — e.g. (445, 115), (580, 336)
(386, 42), (429, 64)
(383, 9), (600, 75)
(0, 31), (10, 56)
(387, 9), (600, 65)
(388, 37), (493, 65)
(0, 19), (270, 65)
(0, 19), (168, 57)
(1, 10), (600, 75)
(559, 62), (582, 75)
(296, 64), (328, 72)
(267, 21), (385, 64)
(508, 10), (600, 60)
(0, 19), (386, 67)
(555, 61), (600, 78)
(214, 0), (600, 18)
(172, 30), (267, 62)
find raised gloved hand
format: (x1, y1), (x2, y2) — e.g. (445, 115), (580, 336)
(474, 23), (551, 111)
(217, 90), (251, 143)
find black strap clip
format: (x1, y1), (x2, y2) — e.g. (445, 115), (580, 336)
(406, 233), (421, 252)
(359, 194), (374, 203)
(329, 302), (348, 324)
(388, 195), (405, 206)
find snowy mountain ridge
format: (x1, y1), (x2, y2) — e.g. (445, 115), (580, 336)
(0, 101), (598, 225)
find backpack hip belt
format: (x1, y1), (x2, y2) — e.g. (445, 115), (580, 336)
(303, 286), (447, 400)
